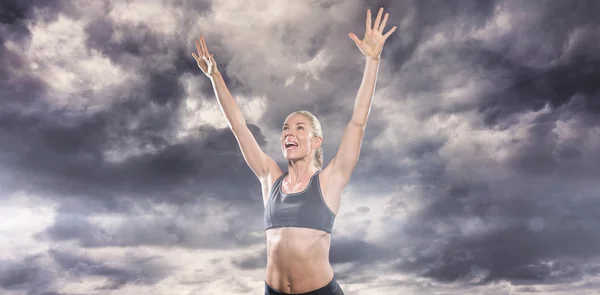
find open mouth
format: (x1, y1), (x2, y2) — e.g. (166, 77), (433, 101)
(285, 142), (298, 150)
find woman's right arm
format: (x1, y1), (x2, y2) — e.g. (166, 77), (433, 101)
(210, 70), (276, 182)
(193, 36), (276, 183)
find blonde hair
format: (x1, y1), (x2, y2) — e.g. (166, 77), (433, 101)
(286, 110), (323, 170)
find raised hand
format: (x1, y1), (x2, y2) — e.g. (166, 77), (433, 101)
(349, 8), (397, 60)
(192, 35), (218, 77)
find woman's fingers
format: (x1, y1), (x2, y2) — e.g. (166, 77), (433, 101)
(195, 40), (204, 56)
(383, 26), (397, 40)
(379, 13), (389, 33)
(366, 9), (372, 31)
(200, 36), (210, 57)
(349, 33), (361, 45)
(373, 8), (383, 32)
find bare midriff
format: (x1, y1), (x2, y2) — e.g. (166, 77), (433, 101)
(265, 227), (334, 294)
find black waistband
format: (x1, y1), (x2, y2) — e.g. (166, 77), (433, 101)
(264, 277), (343, 295)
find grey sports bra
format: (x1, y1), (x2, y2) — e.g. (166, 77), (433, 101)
(264, 170), (336, 233)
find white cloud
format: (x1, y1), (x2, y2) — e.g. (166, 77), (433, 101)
(107, 0), (181, 35)
(178, 73), (268, 137)
(0, 192), (57, 258)
(24, 15), (134, 114)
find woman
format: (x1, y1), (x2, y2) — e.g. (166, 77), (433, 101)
(192, 7), (396, 295)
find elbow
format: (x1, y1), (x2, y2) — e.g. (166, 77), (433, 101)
(349, 119), (367, 129)
(350, 109), (370, 128)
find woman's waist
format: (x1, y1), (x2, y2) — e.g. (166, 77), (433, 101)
(264, 228), (335, 293)
(265, 261), (334, 294)
(265, 237), (333, 292)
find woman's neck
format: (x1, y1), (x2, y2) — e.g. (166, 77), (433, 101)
(287, 161), (319, 185)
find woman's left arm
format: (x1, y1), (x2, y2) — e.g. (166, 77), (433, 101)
(327, 7), (396, 185)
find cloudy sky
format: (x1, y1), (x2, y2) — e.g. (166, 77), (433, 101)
(1, 0), (600, 294)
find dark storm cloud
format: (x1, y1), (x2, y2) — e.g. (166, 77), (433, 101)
(42, 214), (111, 247)
(465, 1), (600, 125)
(0, 0), (76, 27)
(506, 97), (600, 178)
(84, 17), (188, 106)
(480, 57), (600, 127)
(1, 106), (265, 207)
(361, 0), (500, 74)
(387, 179), (600, 285)
(0, 254), (55, 294)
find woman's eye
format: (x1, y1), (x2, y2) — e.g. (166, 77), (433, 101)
(298, 127), (303, 130)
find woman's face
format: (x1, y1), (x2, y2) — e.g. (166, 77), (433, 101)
(281, 114), (315, 160)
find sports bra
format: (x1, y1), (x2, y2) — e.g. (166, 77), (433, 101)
(264, 170), (336, 233)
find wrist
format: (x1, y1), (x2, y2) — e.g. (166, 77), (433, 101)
(366, 55), (381, 63)
(209, 70), (221, 80)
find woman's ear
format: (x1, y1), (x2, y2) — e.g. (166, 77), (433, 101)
(312, 137), (323, 149)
